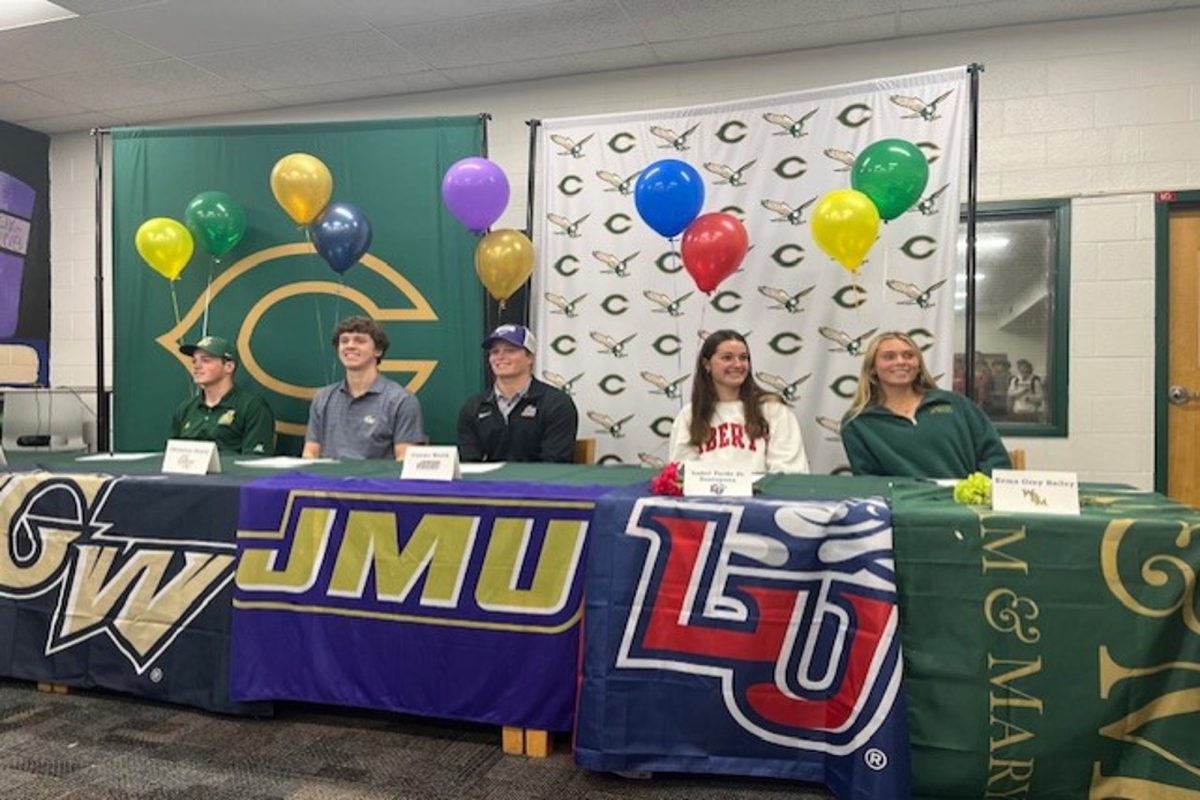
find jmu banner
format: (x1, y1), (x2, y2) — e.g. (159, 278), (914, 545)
(534, 67), (967, 473)
(0, 470), (265, 715)
(892, 485), (1200, 799)
(577, 488), (908, 799)
(230, 475), (607, 730)
(112, 117), (484, 455)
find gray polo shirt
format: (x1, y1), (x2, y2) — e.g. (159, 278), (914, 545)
(306, 374), (425, 459)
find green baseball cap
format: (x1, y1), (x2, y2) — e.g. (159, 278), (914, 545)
(179, 335), (236, 361)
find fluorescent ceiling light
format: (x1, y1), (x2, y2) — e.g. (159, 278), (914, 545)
(0, 0), (76, 32)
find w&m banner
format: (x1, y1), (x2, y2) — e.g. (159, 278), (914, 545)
(230, 474), (605, 730)
(892, 485), (1200, 799)
(534, 67), (967, 473)
(576, 489), (908, 799)
(113, 117), (484, 454)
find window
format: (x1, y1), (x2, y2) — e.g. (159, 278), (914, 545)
(953, 199), (1070, 436)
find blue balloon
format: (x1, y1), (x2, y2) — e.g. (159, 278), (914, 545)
(634, 159), (705, 239)
(309, 202), (372, 274)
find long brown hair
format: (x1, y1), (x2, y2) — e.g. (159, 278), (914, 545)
(843, 331), (939, 423)
(687, 330), (779, 447)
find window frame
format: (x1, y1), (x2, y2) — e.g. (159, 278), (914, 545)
(960, 198), (1071, 437)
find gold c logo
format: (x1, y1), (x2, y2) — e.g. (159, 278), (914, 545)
(773, 156), (808, 179)
(710, 291), (742, 313)
(601, 294), (629, 315)
(771, 244), (805, 267)
(833, 284), (869, 309)
(557, 175), (583, 196)
(650, 417), (674, 438)
(652, 334), (681, 356)
(599, 374), (626, 395)
(837, 103), (872, 128)
(608, 132), (636, 154)
(900, 235), (937, 260)
(717, 120), (748, 143)
(768, 332), (803, 355)
(553, 255), (580, 277)
(551, 335), (576, 355)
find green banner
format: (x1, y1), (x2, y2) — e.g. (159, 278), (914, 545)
(113, 118), (485, 454)
(893, 485), (1200, 799)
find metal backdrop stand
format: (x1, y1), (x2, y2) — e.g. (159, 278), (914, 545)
(964, 62), (985, 398)
(90, 127), (110, 452)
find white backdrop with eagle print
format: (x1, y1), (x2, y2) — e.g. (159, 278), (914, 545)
(532, 67), (968, 473)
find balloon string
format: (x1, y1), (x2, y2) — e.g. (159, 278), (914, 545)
(170, 282), (182, 340)
(312, 260), (328, 385)
(202, 257), (215, 338)
(852, 269), (863, 325)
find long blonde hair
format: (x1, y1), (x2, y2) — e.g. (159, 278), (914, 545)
(843, 331), (939, 423)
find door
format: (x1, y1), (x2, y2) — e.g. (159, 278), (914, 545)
(1168, 208), (1200, 505)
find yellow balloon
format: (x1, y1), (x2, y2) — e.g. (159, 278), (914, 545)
(270, 153), (333, 225)
(811, 189), (881, 272)
(135, 217), (194, 281)
(474, 229), (535, 303)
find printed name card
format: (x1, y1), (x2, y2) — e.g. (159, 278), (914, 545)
(992, 469), (1080, 515)
(400, 446), (461, 481)
(683, 463), (755, 498)
(162, 439), (221, 475)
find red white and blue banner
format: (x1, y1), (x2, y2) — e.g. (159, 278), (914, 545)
(576, 489), (907, 799)
(230, 475), (605, 731)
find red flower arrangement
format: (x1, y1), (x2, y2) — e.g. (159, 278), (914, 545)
(650, 461), (684, 496)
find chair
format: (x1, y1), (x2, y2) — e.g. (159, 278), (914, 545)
(1008, 448), (1027, 470)
(574, 438), (596, 465)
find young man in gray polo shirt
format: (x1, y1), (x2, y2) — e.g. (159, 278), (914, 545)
(302, 316), (425, 460)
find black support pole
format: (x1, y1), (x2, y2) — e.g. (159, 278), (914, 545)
(964, 63), (984, 400)
(91, 128), (109, 452)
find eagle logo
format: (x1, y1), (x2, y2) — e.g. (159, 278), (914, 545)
(590, 331), (637, 358)
(761, 198), (817, 225)
(639, 372), (689, 399)
(546, 212), (590, 238)
(762, 109), (818, 138)
(592, 250), (639, 278)
(818, 326), (879, 356)
(544, 292), (587, 317)
(549, 133), (594, 158)
(890, 90), (954, 122)
(815, 415), (843, 438)
(757, 284), (815, 314)
(703, 160), (757, 187)
(644, 290), (694, 317)
(541, 371), (584, 396)
(595, 169), (641, 195)
(913, 184), (950, 216)
(822, 148), (857, 171)
(885, 279), (947, 309)
(756, 372), (812, 402)
(587, 410), (635, 438)
(650, 123), (700, 151)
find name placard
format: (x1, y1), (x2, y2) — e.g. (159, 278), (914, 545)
(683, 463), (755, 498)
(992, 469), (1079, 515)
(162, 439), (221, 475)
(400, 446), (461, 481)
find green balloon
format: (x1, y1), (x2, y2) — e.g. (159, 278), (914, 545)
(184, 191), (247, 257)
(850, 139), (929, 221)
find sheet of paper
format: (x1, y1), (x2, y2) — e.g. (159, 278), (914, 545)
(234, 456), (337, 468)
(458, 462), (506, 474)
(75, 452), (159, 462)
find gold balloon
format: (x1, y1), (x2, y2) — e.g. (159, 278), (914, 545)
(811, 188), (881, 273)
(474, 229), (535, 303)
(270, 153), (333, 225)
(135, 217), (194, 281)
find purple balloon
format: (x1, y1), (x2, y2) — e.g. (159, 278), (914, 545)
(442, 157), (509, 233)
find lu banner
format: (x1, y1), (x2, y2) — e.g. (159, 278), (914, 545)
(576, 488), (908, 799)
(535, 67), (968, 474)
(230, 474), (607, 730)
(0, 470), (265, 715)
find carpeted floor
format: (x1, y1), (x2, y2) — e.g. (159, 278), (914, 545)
(0, 680), (833, 800)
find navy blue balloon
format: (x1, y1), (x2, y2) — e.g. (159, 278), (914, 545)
(634, 159), (705, 239)
(309, 202), (372, 274)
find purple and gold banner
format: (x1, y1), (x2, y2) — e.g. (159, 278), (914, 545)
(230, 475), (606, 730)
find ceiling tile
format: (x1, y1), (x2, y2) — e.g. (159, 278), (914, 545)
(20, 110), (116, 134)
(339, 0), (569, 28)
(0, 17), (165, 82)
(439, 45), (659, 86)
(381, 0), (642, 69)
(0, 84), (88, 121)
(187, 30), (430, 91)
(93, 0), (369, 57)
(650, 15), (896, 63)
(20, 58), (248, 110)
(259, 71), (457, 106)
(619, 0), (894, 42)
(103, 91), (280, 127)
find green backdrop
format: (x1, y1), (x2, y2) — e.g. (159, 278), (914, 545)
(112, 117), (484, 454)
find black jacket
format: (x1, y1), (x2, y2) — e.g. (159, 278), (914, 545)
(456, 378), (579, 463)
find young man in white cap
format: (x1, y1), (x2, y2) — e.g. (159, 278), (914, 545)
(303, 316), (425, 460)
(457, 324), (578, 463)
(170, 335), (275, 455)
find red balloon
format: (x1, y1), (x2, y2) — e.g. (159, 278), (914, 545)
(680, 213), (749, 293)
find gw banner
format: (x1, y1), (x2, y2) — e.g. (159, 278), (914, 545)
(576, 489), (908, 799)
(0, 470), (266, 715)
(892, 484), (1200, 799)
(112, 117), (484, 454)
(231, 475), (607, 731)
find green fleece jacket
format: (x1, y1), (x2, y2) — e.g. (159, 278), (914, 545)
(841, 389), (1010, 478)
